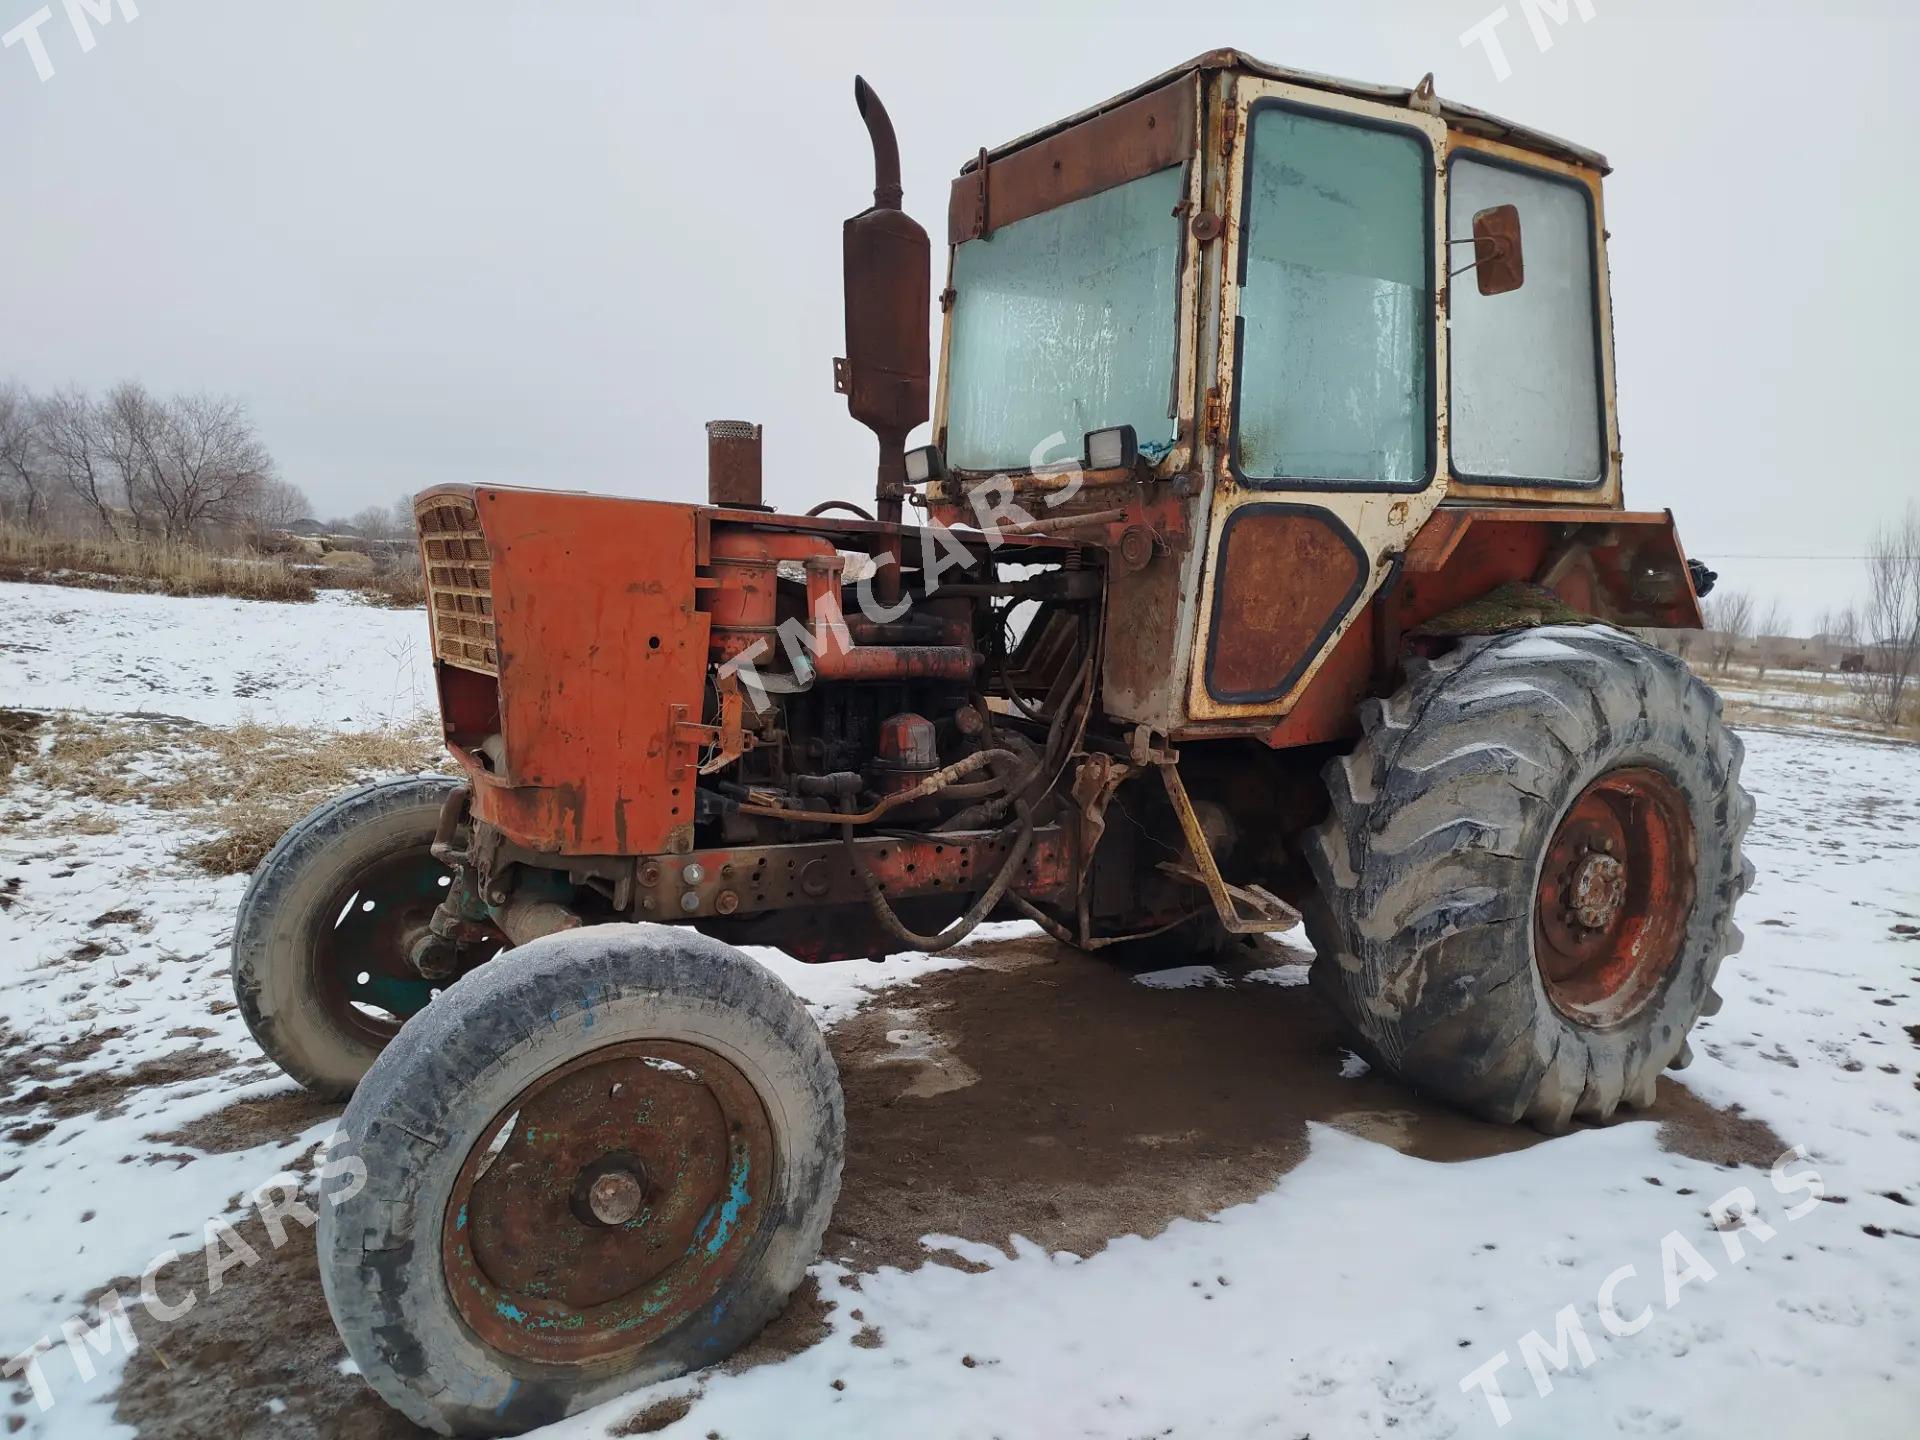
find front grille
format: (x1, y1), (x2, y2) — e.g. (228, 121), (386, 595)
(417, 495), (498, 676)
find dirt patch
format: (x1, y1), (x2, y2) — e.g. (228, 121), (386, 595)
(110, 1213), (830, 1440)
(723, 1275), (835, 1372)
(820, 946), (1544, 1273)
(109, 1212), (422, 1440)
(3, 1045), (233, 1128)
(823, 945), (1786, 1273)
(611, 1393), (696, 1435)
(145, 1090), (343, 1155)
(1654, 1087), (1787, 1169)
(0, 1023), (126, 1119)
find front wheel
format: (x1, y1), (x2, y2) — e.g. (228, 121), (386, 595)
(232, 776), (500, 1098)
(318, 924), (844, 1436)
(1303, 626), (1754, 1130)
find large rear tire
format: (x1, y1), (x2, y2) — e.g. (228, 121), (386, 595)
(1302, 626), (1754, 1130)
(317, 924), (843, 1436)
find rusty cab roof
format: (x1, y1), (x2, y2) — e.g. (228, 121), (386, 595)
(956, 46), (1609, 180)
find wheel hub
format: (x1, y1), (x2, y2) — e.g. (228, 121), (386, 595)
(313, 848), (498, 1042)
(574, 1157), (651, 1227)
(1535, 767), (1695, 1026)
(443, 1041), (773, 1365)
(1567, 851), (1627, 931)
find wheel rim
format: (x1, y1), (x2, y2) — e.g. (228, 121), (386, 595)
(1534, 766), (1695, 1026)
(312, 846), (482, 1043)
(443, 1040), (775, 1365)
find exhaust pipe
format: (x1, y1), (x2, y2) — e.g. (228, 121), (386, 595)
(854, 76), (903, 209)
(838, 77), (931, 609)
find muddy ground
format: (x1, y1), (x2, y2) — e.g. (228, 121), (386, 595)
(91, 935), (1784, 1440)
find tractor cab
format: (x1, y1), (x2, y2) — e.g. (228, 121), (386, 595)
(913, 51), (1676, 737)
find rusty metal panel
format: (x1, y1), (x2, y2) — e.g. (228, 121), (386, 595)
(960, 49), (1607, 178)
(457, 485), (710, 857)
(633, 827), (1072, 922)
(948, 74), (1199, 245)
(1203, 505), (1367, 704)
(1404, 506), (1703, 629)
(1174, 505), (1704, 748)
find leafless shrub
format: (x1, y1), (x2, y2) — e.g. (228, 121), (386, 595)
(365, 546), (425, 608)
(1846, 503), (1920, 728)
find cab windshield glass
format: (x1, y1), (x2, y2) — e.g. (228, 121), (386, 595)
(944, 165), (1185, 472)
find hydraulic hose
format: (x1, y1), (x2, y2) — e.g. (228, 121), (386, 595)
(736, 748), (1021, 827)
(847, 802), (1036, 951)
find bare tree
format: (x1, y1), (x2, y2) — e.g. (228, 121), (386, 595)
(1812, 606), (1850, 679)
(36, 387), (122, 537)
(240, 476), (313, 541)
(388, 495), (418, 539)
(348, 504), (398, 538)
(0, 382), (51, 527)
(1751, 598), (1790, 679)
(1848, 503), (1920, 727)
(99, 381), (168, 538)
(1703, 590), (1754, 676)
(138, 393), (275, 542)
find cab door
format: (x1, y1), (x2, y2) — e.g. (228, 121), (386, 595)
(1185, 79), (1451, 723)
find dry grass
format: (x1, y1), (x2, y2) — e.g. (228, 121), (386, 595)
(0, 710), (48, 787)
(1694, 661), (1920, 741)
(16, 714), (446, 874)
(0, 521), (316, 603)
(366, 557), (426, 608)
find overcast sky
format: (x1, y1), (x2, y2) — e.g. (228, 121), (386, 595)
(5, 0), (1914, 628)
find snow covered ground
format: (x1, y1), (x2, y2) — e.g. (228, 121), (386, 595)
(0, 582), (435, 730)
(2, 582), (1916, 1439)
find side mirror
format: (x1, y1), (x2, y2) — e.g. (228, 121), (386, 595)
(1470, 204), (1525, 296)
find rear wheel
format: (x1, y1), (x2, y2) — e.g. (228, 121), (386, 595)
(1303, 625), (1754, 1130)
(318, 924), (843, 1436)
(232, 776), (501, 1098)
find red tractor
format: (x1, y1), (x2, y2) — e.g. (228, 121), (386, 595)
(233, 51), (1749, 1434)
